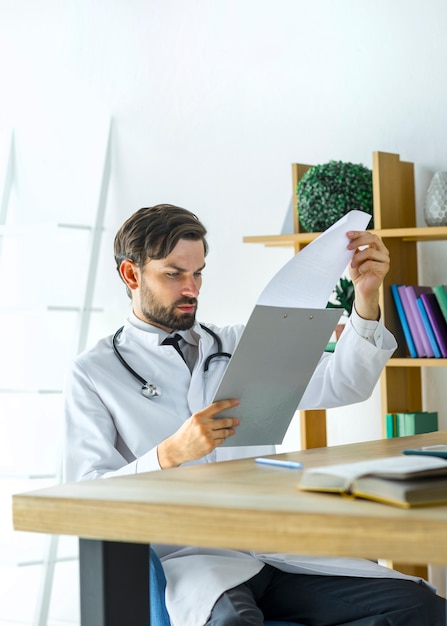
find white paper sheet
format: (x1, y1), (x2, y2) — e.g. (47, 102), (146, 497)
(257, 210), (371, 308)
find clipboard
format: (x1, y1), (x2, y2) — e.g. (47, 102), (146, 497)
(213, 304), (341, 446)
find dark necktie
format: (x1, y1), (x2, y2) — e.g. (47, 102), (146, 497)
(162, 334), (187, 365)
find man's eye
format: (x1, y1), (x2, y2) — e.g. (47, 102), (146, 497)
(167, 272), (179, 278)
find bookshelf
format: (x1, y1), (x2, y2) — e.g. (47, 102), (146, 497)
(243, 151), (447, 450)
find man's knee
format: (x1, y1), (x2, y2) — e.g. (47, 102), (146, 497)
(206, 586), (264, 626)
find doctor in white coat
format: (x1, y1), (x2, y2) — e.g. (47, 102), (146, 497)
(64, 204), (446, 626)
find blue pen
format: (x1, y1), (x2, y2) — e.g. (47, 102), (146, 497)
(255, 457), (303, 469)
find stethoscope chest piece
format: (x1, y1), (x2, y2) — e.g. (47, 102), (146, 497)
(142, 383), (162, 398)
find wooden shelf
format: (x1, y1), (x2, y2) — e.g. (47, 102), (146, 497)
(388, 358), (447, 367)
(245, 153), (447, 579)
(243, 152), (447, 454)
(243, 226), (447, 248)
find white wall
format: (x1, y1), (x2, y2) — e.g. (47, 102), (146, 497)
(1, 1), (447, 623)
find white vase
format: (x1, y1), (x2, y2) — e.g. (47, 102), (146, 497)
(424, 171), (447, 226)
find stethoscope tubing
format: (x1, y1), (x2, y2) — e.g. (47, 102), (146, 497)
(112, 324), (231, 398)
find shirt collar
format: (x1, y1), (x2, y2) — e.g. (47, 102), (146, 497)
(127, 311), (200, 347)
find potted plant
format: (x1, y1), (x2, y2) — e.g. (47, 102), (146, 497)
(297, 160), (374, 232)
(327, 276), (355, 339)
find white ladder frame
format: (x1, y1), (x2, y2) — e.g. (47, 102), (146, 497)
(0, 120), (113, 626)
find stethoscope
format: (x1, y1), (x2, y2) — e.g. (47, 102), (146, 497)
(112, 324), (232, 398)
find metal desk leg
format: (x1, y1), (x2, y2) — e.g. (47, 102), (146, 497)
(79, 539), (150, 626)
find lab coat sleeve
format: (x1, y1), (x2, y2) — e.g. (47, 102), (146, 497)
(63, 359), (162, 482)
(298, 315), (397, 410)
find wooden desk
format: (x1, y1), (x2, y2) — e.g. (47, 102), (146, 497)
(13, 431), (447, 625)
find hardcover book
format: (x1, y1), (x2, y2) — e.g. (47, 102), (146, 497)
(433, 285), (447, 324)
(386, 411), (438, 437)
(385, 413), (396, 438)
(298, 455), (447, 508)
(390, 284), (417, 358)
(416, 298), (441, 358)
(420, 292), (447, 358)
(403, 444), (447, 459)
(405, 285), (434, 358)
(400, 285), (434, 357)
(395, 411), (438, 436)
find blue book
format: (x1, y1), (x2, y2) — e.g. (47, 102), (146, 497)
(390, 284), (417, 357)
(416, 298), (441, 358)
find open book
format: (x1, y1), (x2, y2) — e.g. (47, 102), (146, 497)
(297, 455), (447, 508)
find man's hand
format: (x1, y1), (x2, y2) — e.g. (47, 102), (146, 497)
(157, 399), (240, 468)
(346, 230), (390, 321)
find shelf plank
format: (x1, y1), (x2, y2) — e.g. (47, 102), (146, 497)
(378, 226), (447, 241)
(243, 226), (447, 247)
(387, 358), (447, 368)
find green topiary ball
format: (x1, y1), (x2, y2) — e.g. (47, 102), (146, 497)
(297, 160), (374, 232)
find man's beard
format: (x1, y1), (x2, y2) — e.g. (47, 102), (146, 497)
(140, 286), (197, 331)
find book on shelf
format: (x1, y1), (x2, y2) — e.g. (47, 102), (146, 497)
(385, 413), (396, 438)
(404, 285), (435, 358)
(390, 284), (417, 358)
(297, 454), (447, 508)
(416, 298), (442, 358)
(419, 292), (447, 358)
(433, 285), (447, 323)
(386, 411), (438, 438)
(397, 285), (432, 357)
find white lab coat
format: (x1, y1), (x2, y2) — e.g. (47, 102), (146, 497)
(64, 312), (431, 626)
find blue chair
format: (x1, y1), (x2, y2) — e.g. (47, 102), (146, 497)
(150, 548), (305, 625)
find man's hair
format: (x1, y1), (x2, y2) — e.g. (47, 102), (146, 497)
(114, 204), (208, 296)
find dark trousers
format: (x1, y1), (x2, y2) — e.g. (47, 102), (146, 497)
(205, 564), (446, 626)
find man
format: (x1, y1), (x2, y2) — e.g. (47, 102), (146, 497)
(64, 204), (445, 625)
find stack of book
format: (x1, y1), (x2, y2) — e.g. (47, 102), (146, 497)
(298, 454), (447, 508)
(386, 411), (438, 438)
(391, 284), (447, 357)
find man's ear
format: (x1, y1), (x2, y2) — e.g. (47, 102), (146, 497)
(119, 260), (140, 292)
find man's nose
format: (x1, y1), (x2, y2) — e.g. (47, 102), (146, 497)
(181, 276), (200, 297)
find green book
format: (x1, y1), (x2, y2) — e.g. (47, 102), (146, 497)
(385, 413), (397, 438)
(433, 285), (447, 324)
(396, 411), (438, 437)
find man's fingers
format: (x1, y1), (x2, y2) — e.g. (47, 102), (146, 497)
(212, 426), (237, 442)
(210, 398), (240, 414)
(212, 416), (240, 436)
(210, 413), (240, 444)
(347, 231), (388, 252)
(194, 398), (240, 422)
